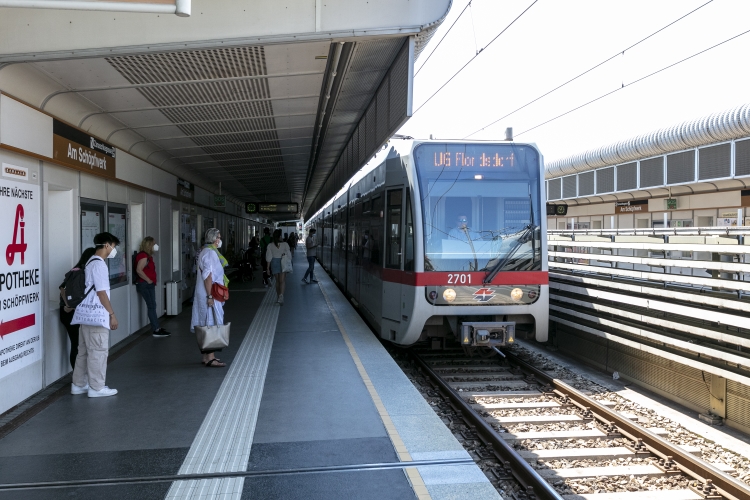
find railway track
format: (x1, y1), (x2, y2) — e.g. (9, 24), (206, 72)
(398, 344), (750, 500)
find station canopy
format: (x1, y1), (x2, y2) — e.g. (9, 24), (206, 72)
(0, 1), (450, 218)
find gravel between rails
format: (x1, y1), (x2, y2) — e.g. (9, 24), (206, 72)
(389, 342), (750, 499)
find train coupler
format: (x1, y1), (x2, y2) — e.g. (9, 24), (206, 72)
(459, 322), (515, 348)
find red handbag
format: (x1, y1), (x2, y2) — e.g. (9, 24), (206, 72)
(211, 282), (229, 302)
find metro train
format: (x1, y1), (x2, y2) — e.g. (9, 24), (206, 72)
(308, 140), (548, 349)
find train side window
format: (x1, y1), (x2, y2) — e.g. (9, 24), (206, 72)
(386, 189), (402, 269)
(404, 190), (414, 271)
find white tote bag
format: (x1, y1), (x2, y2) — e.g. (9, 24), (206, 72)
(281, 252), (293, 273)
(71, 286), (110, 329)
(195, 307), (231, 350)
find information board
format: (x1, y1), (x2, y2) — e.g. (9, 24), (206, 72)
(245, 202), (298, 214)
(0, 177), (41, 380)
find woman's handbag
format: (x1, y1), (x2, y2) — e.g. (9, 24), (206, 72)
(281, 252), (293, 273)
(70, 285), (110, 329)
(195, 307), (231, 350)
(211, 282), (229, 302)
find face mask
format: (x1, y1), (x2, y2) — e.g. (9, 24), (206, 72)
(216, 240), (222, 249)
(153, 244), (159, 252)
(107, 246), (118, 259)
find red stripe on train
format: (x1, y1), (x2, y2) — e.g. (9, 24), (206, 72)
(380, 270), (548, 286)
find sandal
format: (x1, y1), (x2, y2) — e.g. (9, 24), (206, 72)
(199, 358), (221, 364)
(204, 358), (226, 368)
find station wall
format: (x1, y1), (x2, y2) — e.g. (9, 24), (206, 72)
(0, 97), (266, 415)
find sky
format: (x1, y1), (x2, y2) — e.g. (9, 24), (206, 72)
(403, 0), (750, 163)
(313, 0), (750, 217)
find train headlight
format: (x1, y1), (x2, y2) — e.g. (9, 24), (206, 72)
(443, 288), (456, 302)
(510, 288), (523, 302)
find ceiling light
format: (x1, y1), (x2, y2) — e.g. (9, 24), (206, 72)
(474, 175), (483, 180)
(315, 55), (328, 60)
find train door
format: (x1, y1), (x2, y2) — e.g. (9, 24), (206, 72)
(382, 187), (403, 322)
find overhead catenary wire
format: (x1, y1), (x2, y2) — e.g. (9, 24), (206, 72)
(413, 0), (539, 115)
(464, 0), (715, 138)
(415, 1), (473, 77)
(516, 27), (750, 137)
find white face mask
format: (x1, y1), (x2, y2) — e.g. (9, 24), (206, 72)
(153, 244), (160, 252)
(107, 245), (118, 259)
(216, 239), (222, 249)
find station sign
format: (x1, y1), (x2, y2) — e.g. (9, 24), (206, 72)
(52, 119), (116, 179)
(0, 174), (42, 380)
(245, 202), (299, 215)
(615, 200), (648, 214)
(177, 178), (194, 202)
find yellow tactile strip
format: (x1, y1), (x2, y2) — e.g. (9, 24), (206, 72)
(318, 283), (432, 500)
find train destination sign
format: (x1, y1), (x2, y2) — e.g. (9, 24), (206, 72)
(245, 202), (299, 215)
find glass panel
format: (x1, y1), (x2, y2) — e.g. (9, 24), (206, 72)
(386, 189), (402, 269)
(80, 201), (104, 251)
(405, 190), (414, 271)
(106, 204), (127, 287)
(172, 210), (179, 272)
(414, 143), (542, 273)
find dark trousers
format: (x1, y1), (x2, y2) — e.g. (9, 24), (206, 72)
(261, 257), (271, 285)
(136, 282), (160, 330)
(303, 256), (316, 281)
(59, 307), (79, 369)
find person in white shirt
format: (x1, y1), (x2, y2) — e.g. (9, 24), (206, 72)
(266, 229), (291, 304)
(191, 228), (228, 368)
(71, 232), (120, 398)
(302, 228), (318, 284)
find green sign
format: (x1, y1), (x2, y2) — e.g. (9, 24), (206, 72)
(214, 195), (226, 208)
(245, 202), (257, 214)
(665, 198), (677, 210)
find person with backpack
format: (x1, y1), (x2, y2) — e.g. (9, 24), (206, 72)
(70, 232), (120, 398)
(259, 227), (272, 288)
(266, 229), (291, 305)
(58, 248), (96, 370)
(134, 236), (170, 337)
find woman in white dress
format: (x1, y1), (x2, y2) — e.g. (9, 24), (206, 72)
(191, 228), (228, 367)
(266, 229), (291, 305)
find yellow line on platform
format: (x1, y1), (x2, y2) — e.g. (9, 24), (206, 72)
(318, 283), (431, 500)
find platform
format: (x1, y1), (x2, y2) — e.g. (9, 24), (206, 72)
(0, 249), (499, 500)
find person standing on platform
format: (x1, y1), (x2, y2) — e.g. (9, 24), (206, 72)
(71, 232), (120, 398)
(288, 232), (298, 258)
(260, 227), (272, 288)
(302, 228), (318, 284)
(266, 229), (290, 304)
(135, 237), (170, 337)
(59, 247), (96, 370)
(191, 228), (228, 368)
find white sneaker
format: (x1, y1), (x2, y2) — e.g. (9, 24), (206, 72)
(88, 386), (118, 398)
(279, 294), (284, 305)
(71, 383), (90, 395)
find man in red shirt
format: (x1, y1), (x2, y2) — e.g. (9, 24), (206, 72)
(135, 237), (170, 337)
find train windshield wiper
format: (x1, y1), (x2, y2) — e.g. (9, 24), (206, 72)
(483, 224), (536, 284)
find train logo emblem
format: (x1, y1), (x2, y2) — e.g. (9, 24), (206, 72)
(473, 288), (495, 302)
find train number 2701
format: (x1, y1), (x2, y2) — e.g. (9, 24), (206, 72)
(447, 273), (472, 284)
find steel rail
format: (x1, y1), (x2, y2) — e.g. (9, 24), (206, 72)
(412, 352), (564, 500)
(504, 350), (750, 500)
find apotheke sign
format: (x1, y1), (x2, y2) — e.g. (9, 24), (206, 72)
(52, 120), (116, 179)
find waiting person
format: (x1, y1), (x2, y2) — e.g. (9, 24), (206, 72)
(302, 228), (318, 284)
(248, 236), (259, 269)
(135, 236), (170, 337)
(260, 227), (272, 287)
(71, 232), (120, 398)
(288, 232), (298, 258)
(59, 247), (96, 369)
(266, 229), (291, 304)
(191, 228), (228, 368)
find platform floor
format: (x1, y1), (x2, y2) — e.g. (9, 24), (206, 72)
(0, 249), (499, 500)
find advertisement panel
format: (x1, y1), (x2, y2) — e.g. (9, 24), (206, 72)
(0, 177), (41, 380)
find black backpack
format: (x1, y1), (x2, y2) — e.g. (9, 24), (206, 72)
(61, 257), (101, 308)
(132, 251), (139, 284)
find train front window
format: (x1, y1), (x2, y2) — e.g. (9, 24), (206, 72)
(414, 143), (542, 273)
